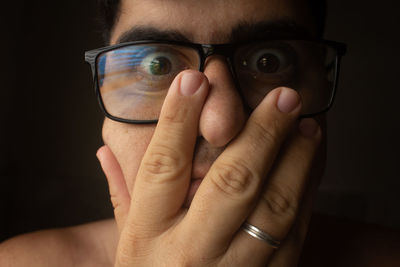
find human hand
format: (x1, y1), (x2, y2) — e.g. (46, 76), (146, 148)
(97, 70), (321, 266)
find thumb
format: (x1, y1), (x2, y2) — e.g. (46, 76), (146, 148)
(97, 145), (130, 233)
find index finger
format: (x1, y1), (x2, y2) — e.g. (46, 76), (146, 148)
(126, 71), (209, 234)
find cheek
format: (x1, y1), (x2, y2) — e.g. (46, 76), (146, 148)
(102, 118), (155, 192)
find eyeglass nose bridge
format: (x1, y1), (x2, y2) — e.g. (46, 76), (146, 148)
(201, 44), (234, 58)
(200, 43), (252, 113)
(199, 44), (238, 82)
(201, 44), (234, 72)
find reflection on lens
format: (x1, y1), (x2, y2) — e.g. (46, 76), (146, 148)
(95, 40), (338, 121)
(96, 43), (200, 121)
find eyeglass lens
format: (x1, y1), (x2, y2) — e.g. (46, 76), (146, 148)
(96, 41), (337, 121)
(234, 40), (336, 115)
(97, 44), (201, 120)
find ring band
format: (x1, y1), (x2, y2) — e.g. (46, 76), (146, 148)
(241, 222), (281, 249)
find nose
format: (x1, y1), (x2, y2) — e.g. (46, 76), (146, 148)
(198, 56), (248, 147)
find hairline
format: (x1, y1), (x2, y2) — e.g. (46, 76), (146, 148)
(99, 0), (326, 44)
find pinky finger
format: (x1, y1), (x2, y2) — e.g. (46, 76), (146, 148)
(268, 149), (322, 267)
(267, 185), (315, 266)
(97, 145), (131, 232)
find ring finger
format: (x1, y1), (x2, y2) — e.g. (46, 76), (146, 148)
(225, 118), (322, 266)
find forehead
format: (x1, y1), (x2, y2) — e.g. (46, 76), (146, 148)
(112, 0), (314, 44)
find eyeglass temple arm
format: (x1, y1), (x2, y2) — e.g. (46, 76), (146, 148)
(85, 48), (107, 80)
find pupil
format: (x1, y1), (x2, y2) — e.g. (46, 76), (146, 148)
(257, 54), (280, 73)
(149, 56), (171, 75)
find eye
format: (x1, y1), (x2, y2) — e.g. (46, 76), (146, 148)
(256, 52), (281, 73)
(240, 44), (296, 75)
(141, 53), (173, 76)
(150, 57), (171, 75)
(140, 52), (181, 77)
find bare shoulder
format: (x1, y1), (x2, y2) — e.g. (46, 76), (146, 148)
(300, 213), (400, 267)
(0, 219), (118, 267)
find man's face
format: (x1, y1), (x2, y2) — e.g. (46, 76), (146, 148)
(102, 0), (321, 202)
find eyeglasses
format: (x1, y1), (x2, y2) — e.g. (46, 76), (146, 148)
(85, 39), (346, 124)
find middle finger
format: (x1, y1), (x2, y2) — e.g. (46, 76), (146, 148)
(179, 87), (301, 255)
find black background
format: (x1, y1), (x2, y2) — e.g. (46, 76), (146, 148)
(1, 1), (400, 241)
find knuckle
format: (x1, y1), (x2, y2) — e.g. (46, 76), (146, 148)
(263, 183), (298, 219)
(251, 119), (281, 148)
(211, 160), (256, 198)
(142, 145), (183, 178)
(163, 104), (189, 125)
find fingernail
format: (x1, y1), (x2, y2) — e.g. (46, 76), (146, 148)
(180, 71), (203, 96)
(277, 88), (301, 113)
(299, 118), (319, 138)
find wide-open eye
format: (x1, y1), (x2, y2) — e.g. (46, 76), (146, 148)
(140, 52), (174, 76)
(255, 50), (284, 73)
(233, 41), (300, 109)
(136, 46), (196, 81)
(239, 43), (296, 75)
(97, 43), (201, 121)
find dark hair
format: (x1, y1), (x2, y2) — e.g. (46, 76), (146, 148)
(308, 0), (327, 38)
(98, 0), (326, 43)
(98, 0), (120, 42)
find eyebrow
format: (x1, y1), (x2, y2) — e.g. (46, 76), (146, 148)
(116, 20), (314, 44)
(230, 20), (314, 43)
(117, 27), (192, 44)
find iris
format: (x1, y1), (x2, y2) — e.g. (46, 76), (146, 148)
(257, 53), (280, 73)
(149, 56), (172, 75)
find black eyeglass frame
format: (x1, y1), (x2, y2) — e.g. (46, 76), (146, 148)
(85, 38), (347, 124)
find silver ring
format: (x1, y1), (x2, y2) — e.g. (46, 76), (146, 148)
(241, 222), (281, 249)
